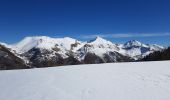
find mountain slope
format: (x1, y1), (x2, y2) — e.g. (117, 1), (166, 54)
(142, 47), (170, 61)
(119, 40), (164, 60)
(11, 36), (82, 55)
(0, 61), (170, 100)
(76, 37), (120, 61)
(0, 44), (28, 70)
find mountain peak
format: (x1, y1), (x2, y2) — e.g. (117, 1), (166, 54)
(85, 36), (118, 52)
(94, 36), (106, 42)
(10, 36), (80, 53)
(95, 36), (104, 39)
(124, 40), (143, 47)
(88, 36), (111, 44)
(128, 40), (141, 44)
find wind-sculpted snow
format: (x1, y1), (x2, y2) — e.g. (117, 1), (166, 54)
(0, 61), (170, 100)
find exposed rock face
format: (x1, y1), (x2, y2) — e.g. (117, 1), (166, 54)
(103, 52), (134, 62)
(0, 45), (27, 70)
(63, 56), (82, 65)
(83, 52), (134, 64)
(83, 53), (104, 64)
(23, 48), (64, 67)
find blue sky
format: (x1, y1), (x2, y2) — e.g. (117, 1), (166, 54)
(0, 0), (170, 45)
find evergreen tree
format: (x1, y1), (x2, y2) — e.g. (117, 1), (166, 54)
(142, 47), (170, 61)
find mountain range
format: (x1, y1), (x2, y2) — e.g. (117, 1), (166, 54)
(0, 36), (164, 69)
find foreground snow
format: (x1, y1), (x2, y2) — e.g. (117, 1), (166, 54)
(0, 61), (170, 100)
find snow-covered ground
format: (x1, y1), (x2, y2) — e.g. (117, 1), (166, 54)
(0, 61), (170, 100)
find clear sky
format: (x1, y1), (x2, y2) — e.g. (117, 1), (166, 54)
(0, 0), (170, 45)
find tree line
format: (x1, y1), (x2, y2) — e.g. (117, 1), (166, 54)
(142, 47), (170, 61)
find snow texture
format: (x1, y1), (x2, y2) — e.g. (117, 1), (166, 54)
(0, 61), (170, 100)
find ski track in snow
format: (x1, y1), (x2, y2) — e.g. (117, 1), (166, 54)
(0, 61), (170, 100)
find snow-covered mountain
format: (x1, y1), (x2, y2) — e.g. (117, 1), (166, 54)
(119, 40), (164, 60)
(11, 36), (82, 55)
(76, 37), (119, 60)
(0, 36), (165, 69)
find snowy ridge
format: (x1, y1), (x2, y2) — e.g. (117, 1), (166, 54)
(0, 36), (164, 62)
(123, 40), (148, 48)
(76, 36), (119, 60)
(0, 42), (12, 49)
(0, 61), (170, 100)
(88, 36), (114, 46)
(11, 36), (81, 53)
(119, 40), (164, 59)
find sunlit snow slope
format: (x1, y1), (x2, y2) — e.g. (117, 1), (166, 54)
(0, 61), (170, 100)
